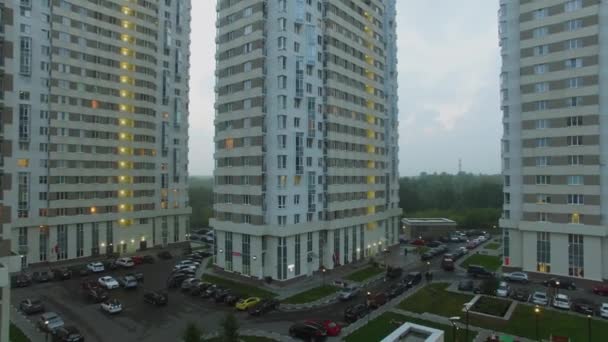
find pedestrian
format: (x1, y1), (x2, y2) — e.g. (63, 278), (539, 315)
(404, 248), (408, 256)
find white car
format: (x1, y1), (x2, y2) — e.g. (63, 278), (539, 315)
(176, 260), (200, 267)
(496, 281), (511, 298)
(87, 262), (105, 273)
(173, 264), (197, 272)
(531, 291), (549, 306)
(116, 257), (135, 268)
(98, 276), (119, 290)
(600, 303), (608, 319)
(100, 299), (122, 314)
(552, 294), (571, 310)
(503, 272), (529, 283)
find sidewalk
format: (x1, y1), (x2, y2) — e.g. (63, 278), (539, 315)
(10, 305), (45, 342)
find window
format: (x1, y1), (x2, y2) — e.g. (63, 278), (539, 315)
(567, 135), (583, 146)
(536, 119), (549, 129)
(244, 25), (253, 35)
(536, 101), (547, 111)
(534, 64), (547, 74)
(566, 116), (583, 127)
(278, 216), (287, 226)
(536, 175), (551, 185)
(278, 56), (287, 70)
(278, 18), (286, 31)
(538, 212), (549, 222)
(278, 195), (286, 209)
(278, 95), (287, 109)
(568, 77), (582, 89)
(537, 232), (551, 273)
(533, 27), (548, 38)
(534, 45), (549, 56)
(278, 75), (287, 89)
(277, 135), (287, 149)
(278, 0), (287, 12)
(535, 82), (548, 93)
(294, 214), (300, 224)
(504, 176), (511, 187)
(566, 39), (582, 50)
(307, 232), (313, 262)
(568, 155), (583, 165)
(278, 115), (287, 129)
(243, 7), (253, 17)
(536, 156), (549, 167)
(533, 8), (548, 20)
(294, 195), (300, 205)
(278, 36), (287, 50)
(294, 117), (300, 127)
(277, 155), (287, 169)
(225, 232), (233, 271)
(537, 194), (551, 204)
(566, 19), (583, 31)
(277, 237), (287, 279)
(57, 225), (68, 260)
(568, 234), (584, 277)
(536, 137), (548, 148)
(278, 175), (287, 188)
(565, 0), (582, 12)
(565, 58), (583, 69)
(567, 175), (584, 185)
(76, 224), (84, 257)
(20, 37), (32, 75)
(569, 213), (582, 224)
(567, 194), (584, 205)
(242, 234), (251, 275)
(569, 96), (583, 107)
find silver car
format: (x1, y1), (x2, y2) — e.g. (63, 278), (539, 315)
(38, 312), (64, 333)
(504, 271), (529, 283)
(339, 285), (360, 301)
(531, 291), (548, 306)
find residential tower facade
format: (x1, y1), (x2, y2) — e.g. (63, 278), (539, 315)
(499, 0), (608, 281)
(212, 0), (401, 281)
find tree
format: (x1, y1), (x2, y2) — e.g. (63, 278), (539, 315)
(221, 313), (239, 342)
(182, 322), (202, 342)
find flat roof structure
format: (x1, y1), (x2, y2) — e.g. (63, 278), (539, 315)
(381, 322), (444, 342)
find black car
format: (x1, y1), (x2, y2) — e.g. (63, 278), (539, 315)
(142, 255), (155, 264)
(144, 290), (168, 306)
(224, 293), (244, 306)
(572, 298), (595, 315)
(52, 326), (84, 342)
(51, 268), (72, 281)
(387, 283), (407, 299)
(167, 274), (188, 288)
(13, 273), (32, 288)
(385, 266), (403, 279)
(288, 322), (327, 341)
(402, 272), (422, 288)
(87, 287), (109, 303)
(511, 288), (530, 301)
(189, 282), (213, 296)
(214, 288), (232, 303)
(467, 265), (494, 278)
(32, 271), (52, 283)
(19, 298), (45, 315)
(344, 304), (369, 323)
(543, 278), (576, 290)
(157, 251), (173, 259)
(457, 279), (480, 293)
(202, 284), (222, 298)
(248, 299), (280, 316)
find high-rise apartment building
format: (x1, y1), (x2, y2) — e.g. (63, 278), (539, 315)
(212, 0), (401, 281)
(0, 0), (192, 267)
(499, 0), (608, 281)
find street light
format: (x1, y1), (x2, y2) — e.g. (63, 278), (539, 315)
(555, 280), (560, 297)
(534, 305), (541, 341)
(463, 302), (471, 342)
(587, 314), (592, 342)
(366, 291), (372, 324)
(448, 316), (460, 342)
(321, 267), (326, 286)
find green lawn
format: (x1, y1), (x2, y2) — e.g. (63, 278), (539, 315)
(484, 242), (501, 250)
(399, 283), (608, 341)
(345, 311), (477, 342)
(282, 285), (339, 304)
(345, 266), (384, 282)
(201, 274), (276, 298)
(10, 324), (30, 342)
(460, 254), (502, 271)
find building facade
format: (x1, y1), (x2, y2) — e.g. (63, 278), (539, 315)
(212, 0), (401, 281)
(499, 0), (608, 281)
(1, 0), (192, 267)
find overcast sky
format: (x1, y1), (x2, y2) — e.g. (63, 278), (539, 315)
(188, 1), (501, 176)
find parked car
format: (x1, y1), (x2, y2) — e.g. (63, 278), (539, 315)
(38, 312), (65, 333)
(180, 278), (201, 292)
(52, 326), (84, 342)
(235, 297), (261, 311)
(214, 289), (232, 303)
(126, 272), (144, 282)
(552, 294), (571, 310)
(572, 298), (595, 315)
(190, 282), (213, 296)
(82, 281), (109, 303)
(511, 288), (531, 302)
(51, 268), (72, 281)
(101, 299), (123, 314)
(202, 284), (221, 298)
(157, 250), (173, 259)
(118, 275), (138, 289)
(116, 257), (135, 268)
(593, 285), (608, 296)
(13, 273), (32, 288)
(33, 271), (52, 283)
(426, 241), (441, 248)
(387, 283), (408, 299)
(402, 272), (422, 288)
(339, 285), (360, 301)
(98, 276), (120, 290)
(288, 322), (327, 341)
(457, 279), (480, 293)
(87, 262), (105, 273)
(168, 274), (189, 288)
(531, 291), (549, 306)
(224, 293), (244, 306)
(503, 272), (529, 283)
(366, 292), (387, 309)
(410, 239), (426, 246)
(496, 281), (511, 298)
(305, 320), (342, 337)
(248, 299), (280, 316)
(131, 255), (144, 265)
(173, 264), (197, 273)
(144, 290), (168, 306)
(142, 255), (156, 264)
(467, 265), (494, 278)
(600, 303), (608, 319)
(543, 278), (576, 290)
(103, 260), (119, 271)
(385, 266), (403, 279)
(19, 298), (44, 315)
(344, 304), (369, 323)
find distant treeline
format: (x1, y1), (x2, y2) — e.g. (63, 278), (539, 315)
(189, 173), (503, 229)
(399, 172), (503, 229)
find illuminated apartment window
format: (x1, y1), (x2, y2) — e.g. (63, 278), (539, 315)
(17, 159), (29, 167)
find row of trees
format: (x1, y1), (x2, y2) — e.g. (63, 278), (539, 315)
(188, 172), (504, 229)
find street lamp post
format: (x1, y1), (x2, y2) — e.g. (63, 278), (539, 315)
(587, 314), (592, 342)
(321, 267), (326, 286)
(463, 303), (471, 342)
(555, 280), (560, 297)
(366, 291), (372, 324)
(534, 305), (541, 341)
(448, 316), (460, 342)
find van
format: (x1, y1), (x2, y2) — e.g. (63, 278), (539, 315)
(467, 265), (494, 278)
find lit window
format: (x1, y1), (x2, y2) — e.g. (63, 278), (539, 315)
(17, 159), (29, 167)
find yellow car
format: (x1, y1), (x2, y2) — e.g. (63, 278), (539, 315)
(235, 297), (261, 311)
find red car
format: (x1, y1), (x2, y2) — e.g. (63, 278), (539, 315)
(410, 239), (426, 246)
(305, 320), (341, 337)
(593, 285), (608, 296)
(131, 256), (144, 265)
